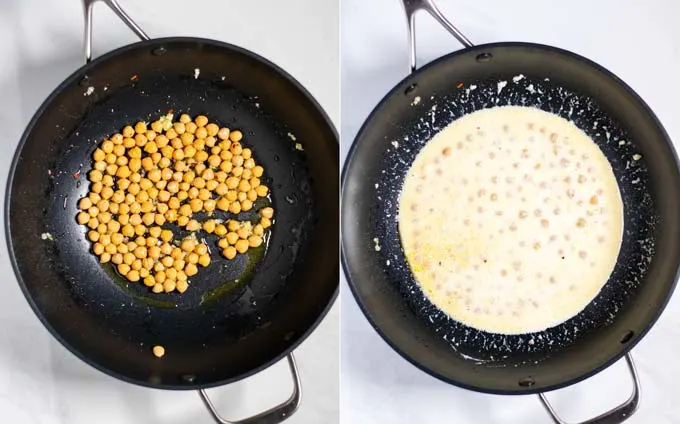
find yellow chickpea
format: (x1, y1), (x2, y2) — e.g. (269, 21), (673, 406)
(213, 224), (227, 237)
(118, 263), (131, 276)
(229, 201), (241, 214)
(232, 166), (243, 177)
(77, 211), (90, 225)
(152, 283), (164, 293)
(248, 235), (263, 248)
(226, 177), (239, 190)
(253, 224), (264, 236)
(253, 166), (264, 178)
(240, 199), (253, 212)
(217, 127), (230, 140)
(143, 276), (155, 287)
(223, 246), (237, 260)
(163, 279), (176, 293)
(216, 197), (230, 211)
(194, 115), (208, 127)
(229, 130), (243, 143)
(235, 239), (249, 254)
(205, 123), (219, 137)
(88, 230), (100, 242)
(260, 207), (274, 219)
(226, 232), (239, 245)
(260, 216), (272, 229)
(238, 180), (251, 193)
(198, 254), (210, 267)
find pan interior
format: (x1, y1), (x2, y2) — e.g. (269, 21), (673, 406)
(8, 38), (338, 388)
(342, 43), (680, 393)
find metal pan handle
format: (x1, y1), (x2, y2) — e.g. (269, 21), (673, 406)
(198, 354), (302, 424)
(82, 0), (150, 63)
(538, 353), (640, 424)
(400, 0), (473, 73)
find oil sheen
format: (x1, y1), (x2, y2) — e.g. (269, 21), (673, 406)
(398, 106), (623, 335)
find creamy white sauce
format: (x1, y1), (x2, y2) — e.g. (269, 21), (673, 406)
(398, 106), (623, 335)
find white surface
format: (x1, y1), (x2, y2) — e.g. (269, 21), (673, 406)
(0, 0), (338, 423)
(341, 0), (680, 423)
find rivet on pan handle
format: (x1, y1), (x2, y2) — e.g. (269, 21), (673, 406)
(82, 0), (150, 63)
(538, 353), (640, 424)
(198, 354), (302, 424)
(400, 0), (474, 73)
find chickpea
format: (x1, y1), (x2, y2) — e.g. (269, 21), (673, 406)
(143, 276), (156, 287)
(77, 211), (90, 225)
(232, 167), (244, 178)
(253, 166), (264, 178)
(248, 235), (263, 248)
(163, 279), (176, 293)
(218, 237), (230, 249)
(214, 224), (228, 237)
(261, 216), (272, 229)
(229, 201), (241, 214)
(173, 122), (186, 135)
(198, 254), (211, 267)
(223, 246), (237, 260)
(118, 263), (131, 276)
(88, 230), (100, 242)
(152, 283), (164, 293)
(217, 127), (230, 140)
(186, 219), (201, 232)
(189, 198), (203, 213)
(100, 252), (112, 263)
(253, 224), (264, 236)
(260, 207), (274, 219)
(216, 197), (230, 211)
(181, 239), (196, 252)
(88, 217), (100, 230)
(235, 239), (249, 254)
(229, 130), (243, 143)
(93, 243), (105, 255)
(238, 180), (251, 192)
(226, 232), (239, 245)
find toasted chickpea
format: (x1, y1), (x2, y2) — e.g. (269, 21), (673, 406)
(193, 177), (206, 189)
(223, 246), (237, 260)
(93, 148), (106, 161)
(229, 130), (243, 143)
(152, 283), (164, 293)
(217, 238), (229, 249)
(134, 133), (147, 147)
(100, 252), (112, 263)
(134, 224), (146, 236)
(226, 232), (239, 245)
(232, 167), (244, 177)
(161, 256), (174, 268)
(248, 235), (263, 248)
(123, 137), (136, 148)
(247, 190), (258, 202)
(166, 128), (178, 140)
(186, 252), (199, 264)
(226, 190), (238, 202)
(181, 132), (194, 146)
(164, 209), (178, 222)
(235, 239), (249, 254)
(242, 170), (252, 181)
(243, 158), (255, 169)
(253, 166), (264, 178)
(91, 181), (104, 193)
(89, 169), (103, 182)
(260, 216), (272, 229)
(253, 224), (264, 236)
(227, 220), (240, 232)
(88, 192), (101, 204)
(131, 259), (143, 271)
(230, 143), (243, 156)
(143, 275), (155, 287)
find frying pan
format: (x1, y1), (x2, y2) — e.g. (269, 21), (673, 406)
(341, 0), (680, 422)
(6, 0), (338, 422)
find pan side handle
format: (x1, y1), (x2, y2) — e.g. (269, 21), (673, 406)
(538, 353), (640, 424)
(400, 0), (474, 73)
(198, 354), (302, 424)
(82, 0), (150, 63)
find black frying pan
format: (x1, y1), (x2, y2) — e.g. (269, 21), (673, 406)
(6, 1), (338, 422)
(342, 1), (680, 422)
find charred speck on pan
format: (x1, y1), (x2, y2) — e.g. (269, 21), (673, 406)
(374, 75), (657, 362)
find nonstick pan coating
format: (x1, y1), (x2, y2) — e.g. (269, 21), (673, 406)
(342, 42), (680, 394)
(7, 38), (338, 389)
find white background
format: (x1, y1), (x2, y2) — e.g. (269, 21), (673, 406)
(341, 0), (680, 423)
(0, 0), (338, 423)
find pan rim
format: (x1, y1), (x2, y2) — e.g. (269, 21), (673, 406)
(341, 40), (679, 395)
(6, 36), (339, 390)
